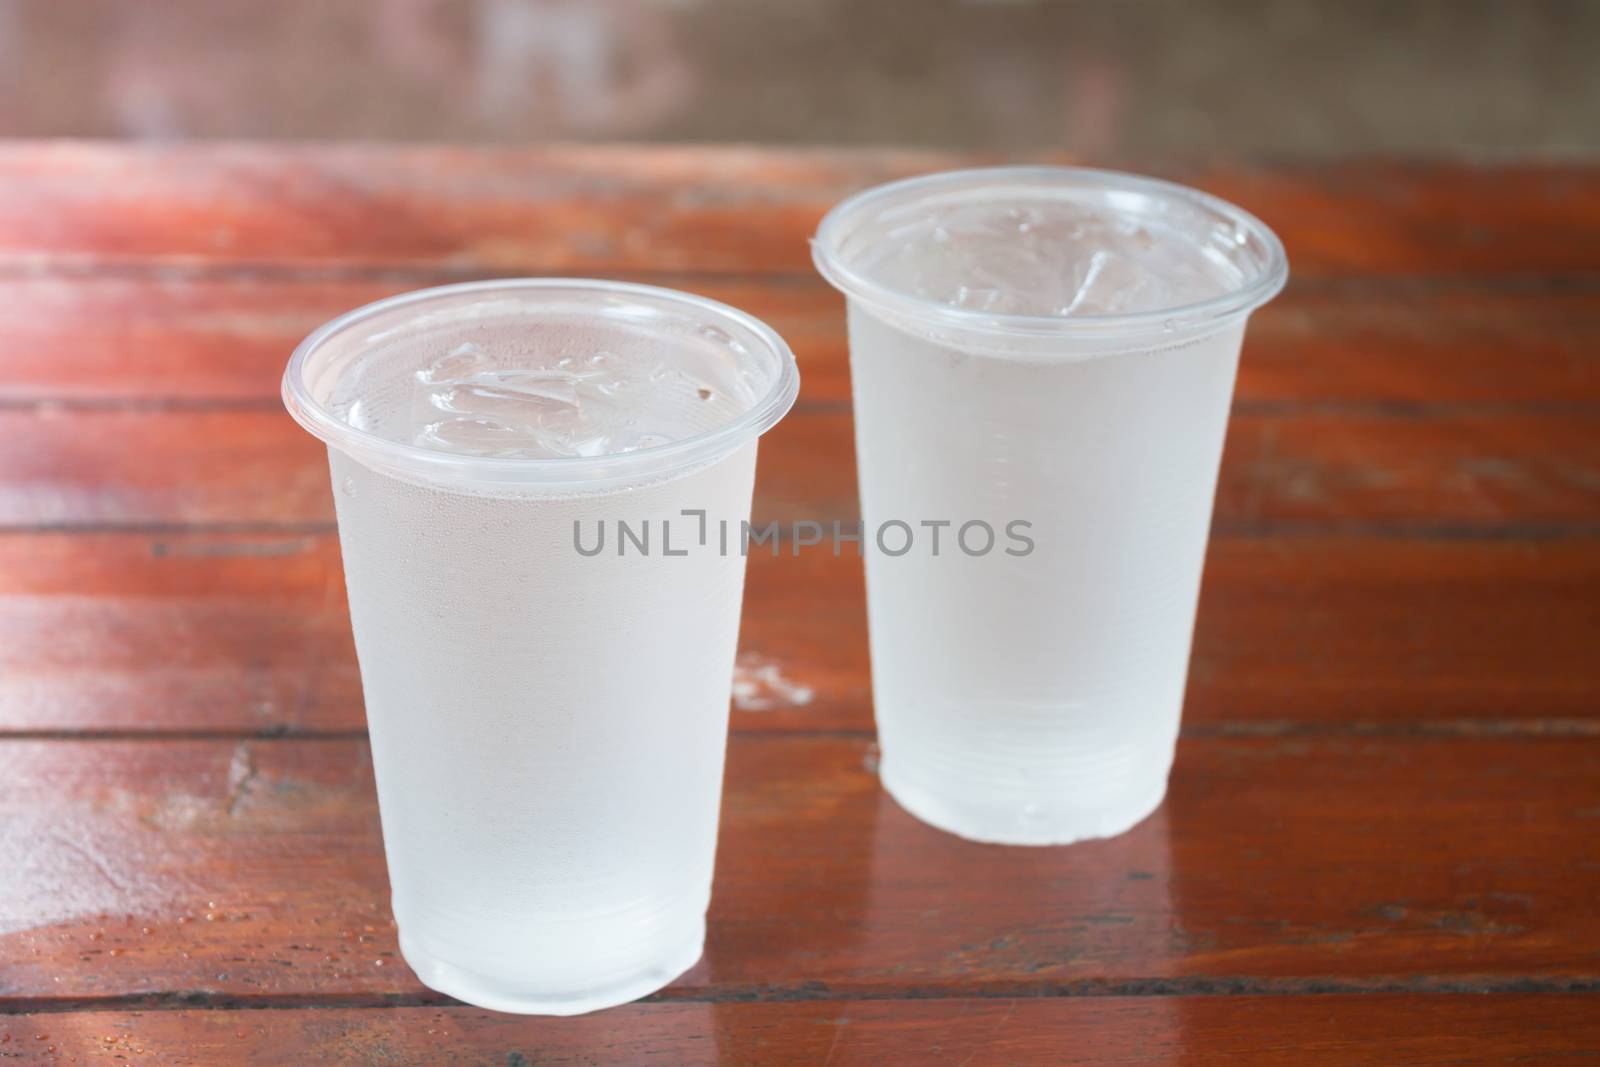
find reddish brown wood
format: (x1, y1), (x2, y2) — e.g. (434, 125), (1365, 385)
(0, 146), (1596, 277)
(0, 410), (331, 527)
(0, 144), (928, 276)
(1217, 411), (1600, 532)
(4, 996), (1598, 1066)
(2, 146), (1597, 1055)
(1186, 539), (1600, 726)
(0, 532), (362, 734)
(0, 734), (1595, 1002)
(3, 407), (1596, 532)
(0, 276), (850, 405)
(1239, 283), (1600, 406)
(1, 534), (1595, 735)
(0, 409), (863, 528)
(1, 277), (1597, 407)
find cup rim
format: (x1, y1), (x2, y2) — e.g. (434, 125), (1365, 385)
(282, 278), (800, 488)
(811, 165), (1289, 341)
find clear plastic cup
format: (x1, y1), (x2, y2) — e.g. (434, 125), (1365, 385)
(283, 279), (798, 1013)
(813, 167), (1287, 846)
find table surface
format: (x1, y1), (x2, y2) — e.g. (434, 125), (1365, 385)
(0, 144), (1596, 1065)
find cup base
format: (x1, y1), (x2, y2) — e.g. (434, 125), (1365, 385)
(881, 764), (1167, 846)
(397, 923), (703, 1016)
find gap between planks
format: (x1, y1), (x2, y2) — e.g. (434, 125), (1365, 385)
(4, 975), (1600, 1017)
(3, 522), (1599, 542)
(2, 720), (1598, 743)
(2, 258), (1600, 291)
(4, 397), (1600, 418)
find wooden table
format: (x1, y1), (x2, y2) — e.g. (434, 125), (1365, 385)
(0, 144), (1596, 1064)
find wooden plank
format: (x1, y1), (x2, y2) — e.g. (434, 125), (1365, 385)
(0, 407), (859, 530)
(1217, 411), (1600, 533)
(3, 407), (1597, 532)
(0, 144), (939, 276)
(1186, 539), (1600, 727)
(0, 146), (1596, 277)
(0, 532), (362, 735)
(1238, 281), (1600, 407)
(3, 996), (1598, 1065)
(1, 276), (1597, 407)
(1, 410), (333, 528)
(0, 277), (849, 406)
(1, 534), (1595, 735)
(0, 735), (1595, 1002)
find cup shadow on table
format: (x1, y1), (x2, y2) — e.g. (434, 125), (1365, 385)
(696, 733), (1184, 1062)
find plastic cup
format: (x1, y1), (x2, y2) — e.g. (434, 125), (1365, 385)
(282, 279), (798, 1013)
(813, 167), (1287, 845)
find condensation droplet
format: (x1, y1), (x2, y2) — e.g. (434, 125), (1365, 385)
(340, 476), (356, 496)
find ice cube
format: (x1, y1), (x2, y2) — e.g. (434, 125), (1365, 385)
(416, 342), (493, 385)
(416, 415), (543, 456)
(845, 196), (1237, 318)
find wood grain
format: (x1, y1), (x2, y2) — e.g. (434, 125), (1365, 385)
(0, 534), (1595, 735)
(0, 734), (1595, 1003)
(0, 277), (848, 405)
(0, 146), (1596, 277)
(1, 276), (1597, 407)
(0, 407), (857, 530)
(1238, 280), (1600, 407)
(3, 407), (1596, 532)
(4, 996), (1598, 1066)
(1216, 411), (1600, 534)
(0, 532), (361, 735)
(2, 146), (1597, 1055)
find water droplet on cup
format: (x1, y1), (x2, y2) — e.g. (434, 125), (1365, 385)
(340, 476), (356, 497)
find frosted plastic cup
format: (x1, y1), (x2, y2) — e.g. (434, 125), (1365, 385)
(813, 167), (1287, 846)
(282, 279), (798, 1013)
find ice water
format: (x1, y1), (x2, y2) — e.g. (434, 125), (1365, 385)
(285, 282), (796, 1013)
(816, 169), (1285, 845)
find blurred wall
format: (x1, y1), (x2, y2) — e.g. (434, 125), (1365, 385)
(0, 0), (1594, 154)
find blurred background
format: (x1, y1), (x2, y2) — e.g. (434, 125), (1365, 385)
(2, 0), (1595, 155)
